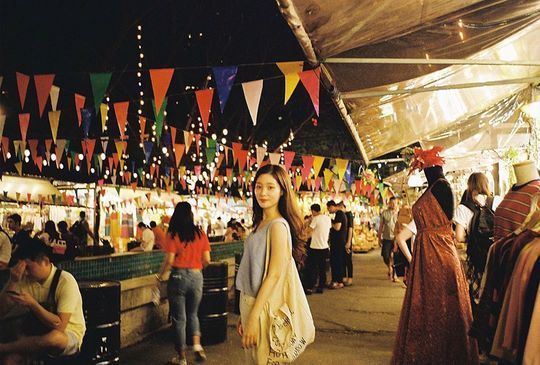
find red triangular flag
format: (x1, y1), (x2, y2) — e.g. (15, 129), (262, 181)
(74, 94), (86, 126)
(237, 149), (249, 173)
(299, 68), (321, 116)
(232, 142), (242, 165)
(149, 68), (174, 116)
(301, 155), (315, 182)
(19, 113), (30, 141)
(85, 139), (96, 173)
(114, 102), (129, 139)
(1, 137), (9, 161)
(34, 74), (55, 117)
(28, 139), (39, 162)
(16, 72), (30, 109)
(195, 89), (214, 133)
(35, 156), (43, 172)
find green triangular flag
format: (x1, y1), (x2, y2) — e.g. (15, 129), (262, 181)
(206, 139), (216, 165)
(90, 73), (112, 113)
(65, 140), (71, 153)
(115, 185), (121, 195)
(152, 97), (168, 139)
(70, 151), (77, 169)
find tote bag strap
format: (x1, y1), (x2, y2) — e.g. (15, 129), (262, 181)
(262, 218), (292, 280)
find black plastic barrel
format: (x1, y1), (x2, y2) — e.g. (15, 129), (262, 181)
(234, 253), (242, 314)
(199, 262), (228, 345)
(78, 281), (121, 365)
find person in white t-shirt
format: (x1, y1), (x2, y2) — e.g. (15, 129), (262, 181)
(131, 222), (155, 252)
(0, 227), (11, 269)
(304, 204), (332, 294)
(454, 172), (501, 308)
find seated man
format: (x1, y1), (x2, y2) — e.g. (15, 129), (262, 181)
(0, 238), (86, 364)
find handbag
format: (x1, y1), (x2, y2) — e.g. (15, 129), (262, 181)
(256, 221), (315, 364)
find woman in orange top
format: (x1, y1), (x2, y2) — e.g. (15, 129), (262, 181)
(156, 202), (211, 365)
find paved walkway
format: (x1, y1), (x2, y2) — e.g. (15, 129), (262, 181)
(123, 250), (406, 364)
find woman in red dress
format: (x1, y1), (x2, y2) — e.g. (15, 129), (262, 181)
(392, 147), (479, 364)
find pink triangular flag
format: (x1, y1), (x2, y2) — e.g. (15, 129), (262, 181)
(34, 74), (55, 117)
(283, 151), (295, 171)
(195, 89), (214, 133)
(299, 68), (321, 116)
(242, 80), (263, 125)
(16, 72), (30, 109)
(269, 152), (281, 165)
(19, 113), (30, 141)
(114, 101), (129, 139)
(301, 155), (315, 181)
(74, 94), (86, 126)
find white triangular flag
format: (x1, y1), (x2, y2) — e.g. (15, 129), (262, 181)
(242, 80), (263, 126)
(269, 152), (281, 165)
(256, 146), (267, 166)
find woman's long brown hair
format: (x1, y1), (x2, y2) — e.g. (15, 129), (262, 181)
(252, 164), (306, 267)
(463, 172), (491, 204)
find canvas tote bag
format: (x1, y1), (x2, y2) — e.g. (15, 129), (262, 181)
(256, 221), (315, 364)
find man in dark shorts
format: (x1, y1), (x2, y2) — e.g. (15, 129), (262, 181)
(378, 197), (399, 281)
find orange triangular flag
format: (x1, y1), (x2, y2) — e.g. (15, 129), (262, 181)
(48, 110), (61, 143)
(114, 102), (129, 139)
(74, 94), (86, 126)
(169, 126), (177, 144)
(1, 137), (9, 160)
(19, 113), (30, 141)
(174, 144), (185, 167)
(232, 142), (242, 165)
(35, 156), (43, 172)
(149, 68), (174, 117)
(16, 72), (30, 109)
(34, 74), (55, 117)
(139, 116), (147, 141)
(184, 130), (193, 153)
(195, 89), (214, 133)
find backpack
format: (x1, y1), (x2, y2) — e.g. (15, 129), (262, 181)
(463, 197), (495, 273)
(70, 220), (86, 243)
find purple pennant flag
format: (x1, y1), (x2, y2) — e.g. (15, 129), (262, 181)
(213, 66), (238, 113)
(345, 162), (352, 186)
(143, 141), (153, 163)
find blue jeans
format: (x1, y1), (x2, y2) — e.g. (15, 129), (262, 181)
(167, 268), (203, 352)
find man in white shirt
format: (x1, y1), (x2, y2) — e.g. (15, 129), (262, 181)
(0, 227), (11, 269)
(305, 204), (332, 294)
(214, 217), (226, 238)
(0, 237), (86, 363)
(133, 222), (155, 252)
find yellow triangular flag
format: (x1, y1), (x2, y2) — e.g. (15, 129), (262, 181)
(323, 168), (334, 189)
(100, 103), (108, 132)
(15, 162), (22, 176)
(277, 61), (303, 104)
(313, 155), (325, 178)
(48, 110), (61, 143)
(295, 175), (302, 192)
(50, 85), (60, 111)
(119, 160), (125, 172)
(115, 140), (124, 157)
(335, 159), (349, 181)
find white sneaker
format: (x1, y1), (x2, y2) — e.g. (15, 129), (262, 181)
(170, 355), (188, 365)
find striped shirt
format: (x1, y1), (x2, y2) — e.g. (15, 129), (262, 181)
(493, 180), (540, 241)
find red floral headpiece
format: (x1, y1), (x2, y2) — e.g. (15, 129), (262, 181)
(407, 146), (445, 173)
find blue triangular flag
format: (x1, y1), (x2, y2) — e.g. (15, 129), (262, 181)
(81, 108), (93, 138)
(213, 66), (238, 113)
(143, 141), (153, 163)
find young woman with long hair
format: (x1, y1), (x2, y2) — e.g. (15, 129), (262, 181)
(156, 202), (211, 365)
(235, 164), (307, 364)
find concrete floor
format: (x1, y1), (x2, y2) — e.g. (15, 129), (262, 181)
(122, 249), (406, 365)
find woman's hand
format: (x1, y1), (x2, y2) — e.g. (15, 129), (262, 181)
(236, 317), (243, 337)
(8, 290), (38, 309)
(241, 316), (259, 349)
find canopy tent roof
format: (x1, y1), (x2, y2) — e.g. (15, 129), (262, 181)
(278, 0), (540, 163)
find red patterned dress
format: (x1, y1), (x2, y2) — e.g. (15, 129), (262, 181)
(392, 182), (479, 365)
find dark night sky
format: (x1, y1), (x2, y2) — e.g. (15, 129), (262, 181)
(0, 0), (359, 185)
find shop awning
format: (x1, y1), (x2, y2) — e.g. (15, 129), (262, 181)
(0, 175), (61, 202)
(278, 0), (540, 162)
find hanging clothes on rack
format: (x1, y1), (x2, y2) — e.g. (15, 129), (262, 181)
(471, 199), (540, 364)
